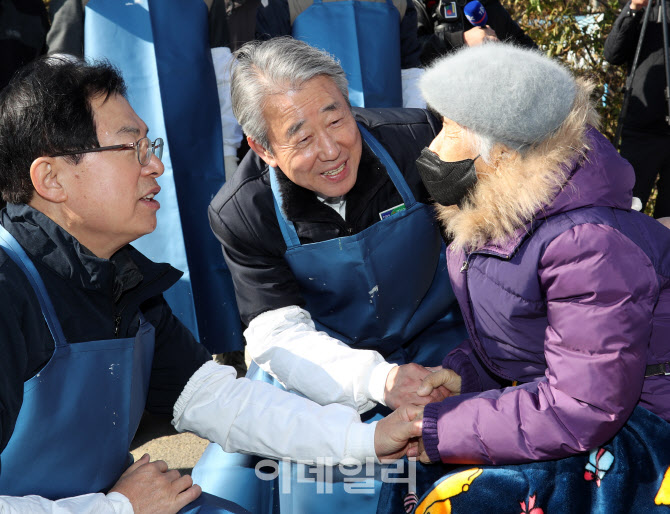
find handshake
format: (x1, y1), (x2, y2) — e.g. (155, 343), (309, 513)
(373, 363), (462, 463)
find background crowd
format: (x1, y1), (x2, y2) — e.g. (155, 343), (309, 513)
(2, 0), (664, 209)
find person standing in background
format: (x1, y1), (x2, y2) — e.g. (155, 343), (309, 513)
(604, 0), (670, 218)
(256, 0), (427, 108)
(0, 0), (50, 212)
(413, 0), (535, 65)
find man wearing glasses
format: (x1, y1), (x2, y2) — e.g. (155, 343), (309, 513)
(0, 57), (423, 513)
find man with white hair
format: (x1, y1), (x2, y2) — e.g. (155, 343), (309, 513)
(204, 37), (467, 512)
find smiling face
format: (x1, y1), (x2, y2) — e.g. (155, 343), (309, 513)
(250, 75), (362, 198)
(52, 93), (164, 258)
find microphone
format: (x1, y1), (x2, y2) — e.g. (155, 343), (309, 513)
(464, 0), (488, 27)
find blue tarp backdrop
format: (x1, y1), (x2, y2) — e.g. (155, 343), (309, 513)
(84, 0), (243, 354)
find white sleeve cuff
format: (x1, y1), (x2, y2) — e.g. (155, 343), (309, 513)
(344, 420), (379, 465)
(172, 360), (374, 465)
(172, 360), (235, 426)
(367, 361), (398, 406)
(106, 493), (134, 513)
(0, 492), (133, 514)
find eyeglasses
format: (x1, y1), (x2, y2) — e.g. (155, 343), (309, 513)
(50, 137), (164, 166)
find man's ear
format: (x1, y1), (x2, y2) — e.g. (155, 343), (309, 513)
(247, 136), (278, 168)
(29, 157), (67, 203)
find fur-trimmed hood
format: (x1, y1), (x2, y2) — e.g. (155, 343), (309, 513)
(435, 80), (635, 251)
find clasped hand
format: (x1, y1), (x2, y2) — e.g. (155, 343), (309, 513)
(384, 363), (461, 410)
(378, 364), (462, 463)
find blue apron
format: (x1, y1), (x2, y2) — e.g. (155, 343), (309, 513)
(0, 226), (248, 514)
(271, 124), (461, 359)
(292, 0), (403, 108)
(193, 126), (466, 513)
(84, 0), (243, 354)
(0, 225), (155, 498)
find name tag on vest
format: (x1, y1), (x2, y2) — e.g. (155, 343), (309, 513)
(379, 203), (406, 220)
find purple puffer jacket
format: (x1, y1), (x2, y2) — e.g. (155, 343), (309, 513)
(422, 129), (670, 465)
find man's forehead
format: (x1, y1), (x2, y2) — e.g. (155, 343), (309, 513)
(261, 76), (348, 145)
(285, 101), (341, 139)
(92, 93), (148, 136)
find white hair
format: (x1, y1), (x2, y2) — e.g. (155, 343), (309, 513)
(231, 37), (350, 152)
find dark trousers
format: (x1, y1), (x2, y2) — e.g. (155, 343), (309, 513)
(620, 128), (670, 218)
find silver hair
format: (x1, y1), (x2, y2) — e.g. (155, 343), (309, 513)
(231, 37), (350, 152)
(461, 128), (496, 163)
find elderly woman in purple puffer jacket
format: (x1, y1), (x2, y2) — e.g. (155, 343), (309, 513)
(379, 43), (670, 514)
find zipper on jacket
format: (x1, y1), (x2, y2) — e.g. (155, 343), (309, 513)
(460, 253), (473, 273)
(112, 269), (171, 338)
(114, 315), (122, 337)
(460, 250), (516, 382)
(461, 247), (512, 273)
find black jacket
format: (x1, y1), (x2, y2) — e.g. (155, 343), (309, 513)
(0, 204), (211, 458)
(604, 1), (670, 134)
(414, 0), (536, 66)
(0, 0), (49, 91)
(208, 107), (441, 326)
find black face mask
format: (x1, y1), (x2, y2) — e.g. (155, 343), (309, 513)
(415, 147), (479, 207)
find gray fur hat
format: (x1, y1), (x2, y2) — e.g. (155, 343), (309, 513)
(420, 43), (577, 152)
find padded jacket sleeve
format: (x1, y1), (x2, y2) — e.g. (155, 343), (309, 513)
(422, 224), (657, 465)
(207, 173), (306, 326)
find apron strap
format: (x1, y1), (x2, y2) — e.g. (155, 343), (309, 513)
(269, 168), (302, 249)
(0, 224), (68, 348)
(357, 123), (416, 207)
